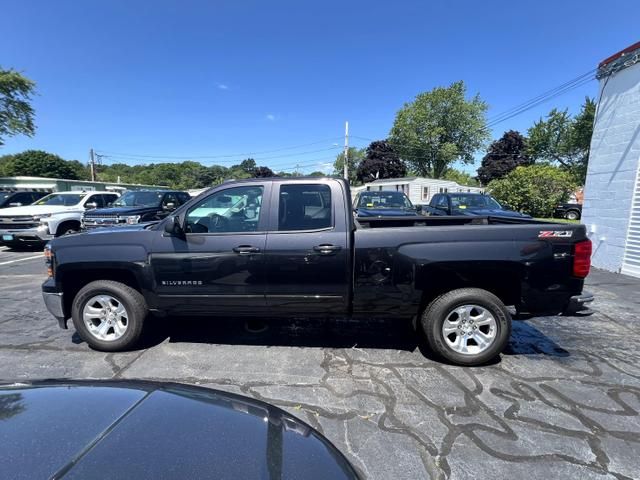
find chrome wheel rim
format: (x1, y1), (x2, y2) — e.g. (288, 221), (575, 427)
(82, 295), (128, 341)
(442, 304), (497, 355)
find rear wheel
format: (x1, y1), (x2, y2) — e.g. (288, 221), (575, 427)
(565, 210), (580, 221)
(421, 288), (511, 366)
(72, 280), (147, 351)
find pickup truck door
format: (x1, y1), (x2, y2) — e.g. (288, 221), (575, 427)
(150, 183), (271, 314)
(264, 181), (350, 314)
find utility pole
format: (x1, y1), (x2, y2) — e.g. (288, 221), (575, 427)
(343, 121), (349, 181)
(89, 148), (96, 182)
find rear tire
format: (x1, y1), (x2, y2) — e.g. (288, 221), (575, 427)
(565, 210), (580, 221)
(72, 280), (147, 351)
(421, 288), (511, 366)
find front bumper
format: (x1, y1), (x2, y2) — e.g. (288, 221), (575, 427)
(0, 225), (53, 244)
(42, 278), (68, 329)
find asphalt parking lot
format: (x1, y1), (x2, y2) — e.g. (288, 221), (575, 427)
(1, 245), (639, 480)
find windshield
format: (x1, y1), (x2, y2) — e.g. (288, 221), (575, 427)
(449, 194), (502, 209)
(113, 191), (163, 207)
(357, 191), (413, 209)
(34, 193), (86, 206)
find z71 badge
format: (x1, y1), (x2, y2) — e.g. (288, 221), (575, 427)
(538, 230), (573, 238)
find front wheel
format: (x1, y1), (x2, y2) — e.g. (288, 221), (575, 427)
(421, 288), (511, 366)
(565, 210), (580, 221)
(71, 280), (147, 351)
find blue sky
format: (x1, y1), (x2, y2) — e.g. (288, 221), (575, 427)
(2, 0), (639, 174)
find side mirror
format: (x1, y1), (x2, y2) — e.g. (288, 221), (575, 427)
(164, 202), (176, 211)
(415, 205), (423, 213)
(8, 202), (22, 207)
(85, 202), (98, 209)
(164, 216), (184, 237)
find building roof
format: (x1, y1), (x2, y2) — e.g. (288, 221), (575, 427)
(597, 41), (640, 79)
(599, 41), (640, 67)
(368, 176), (419, 184)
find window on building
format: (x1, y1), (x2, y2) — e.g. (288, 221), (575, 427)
(422, 186), (429, 201)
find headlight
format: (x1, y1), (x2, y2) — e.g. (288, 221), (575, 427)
(121, 215), (141, 225)
(33, 213), (52, 221)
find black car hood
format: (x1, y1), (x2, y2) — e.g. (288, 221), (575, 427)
(453, 207), (530, 218)
(0, 380), (359, 480)
(84, 206), (161, 217)
(356, 207), (418, 217)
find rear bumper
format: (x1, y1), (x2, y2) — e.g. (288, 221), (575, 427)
(564, 291), (594, 315)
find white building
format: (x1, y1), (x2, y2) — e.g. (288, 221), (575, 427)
(360, 176), (484, 205)
(582, 41), (640, 277)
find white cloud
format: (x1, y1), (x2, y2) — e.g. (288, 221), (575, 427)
(265, 114), (276, 121)
(217, 83), (229, 90)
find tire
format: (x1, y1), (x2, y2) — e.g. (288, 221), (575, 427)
(421, 288), (511, 366)
(565, 210), (580, 221)
(72, 280), (147, 351)
(56, 222), (80, 237)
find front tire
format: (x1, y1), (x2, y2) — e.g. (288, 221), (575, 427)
(421, 288), (511, 366)
(565, 210), (580, 221)
(72, 280), (147, 351)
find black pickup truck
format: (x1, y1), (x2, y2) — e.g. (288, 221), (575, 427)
(42, 177), (593, 366)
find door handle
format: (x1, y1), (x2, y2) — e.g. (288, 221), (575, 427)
(233, 245), (260, 255)
(313, 244), (342, 255)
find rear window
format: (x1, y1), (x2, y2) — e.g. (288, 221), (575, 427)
(278, 184), (332, 231)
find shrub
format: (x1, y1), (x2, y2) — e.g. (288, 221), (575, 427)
(488, 164), (576, 217)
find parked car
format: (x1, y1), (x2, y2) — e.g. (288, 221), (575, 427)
(424, 192), (531, 218)
(0, 190), (48, 209)
(0, 380), (360, 480)
(82, 190), (191, 229)
(353, 190), (422, 217)
(554, 202), (582, 221)
(42, 177), (592, 366)
(0, 191), (119, 248)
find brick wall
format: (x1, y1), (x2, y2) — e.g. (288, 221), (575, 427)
(582, 62), (640, 272)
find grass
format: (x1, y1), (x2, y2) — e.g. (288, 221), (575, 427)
(535, 217), (580, 224)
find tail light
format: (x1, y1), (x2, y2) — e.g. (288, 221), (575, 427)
(44, 244), (54, 277)
(573, 239), (592, 278)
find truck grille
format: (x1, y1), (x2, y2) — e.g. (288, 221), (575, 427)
(83, 216), (123, 228)
(0, 217), (38, 229)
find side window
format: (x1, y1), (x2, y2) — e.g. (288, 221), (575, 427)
(278, 184), (332, 231)
(90, 195), (105, 208)
(177, 193), (191, 205)
(185, 186), (263, 234)
(162, 193), (178, 210)
(14, 193), (32, 204)
(104, 194), (118, 207)
(436, 196), (448, 208)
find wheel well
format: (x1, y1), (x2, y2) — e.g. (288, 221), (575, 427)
(566, 209), (581, 216)
(61, 268), (141, 318)
(418, 267), (521, 312)
(55, 219), (81, 236)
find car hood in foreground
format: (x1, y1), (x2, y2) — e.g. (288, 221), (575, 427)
(355, 207), (418, 217)
(0, 380), (359, 480)
(453, 207), (530, 218)
(83, 206), (160, 217)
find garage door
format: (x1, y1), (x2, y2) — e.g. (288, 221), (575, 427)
(622, 161), (640, 277)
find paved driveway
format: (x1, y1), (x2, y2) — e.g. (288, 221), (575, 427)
(1, 246), (639, 479)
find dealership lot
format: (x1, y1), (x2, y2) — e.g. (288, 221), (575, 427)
(1, 246), (639, 480)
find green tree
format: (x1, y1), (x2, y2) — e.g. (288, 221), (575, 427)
(333, 147), (365, 185)
(477, 130), (532, 185)
(527, 97), (595, 184)
(389, 81), (489, 178)
(0, 68), (36, 146)
(441, 167), (479, 186)
(356, 140), (406, 183)
(488, 164), (576, 217)
(0, 150), (82, 179)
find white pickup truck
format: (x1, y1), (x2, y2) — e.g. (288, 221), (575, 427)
(0, 191), (119, 248)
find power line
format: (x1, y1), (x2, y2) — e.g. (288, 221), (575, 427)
(95, 137), (342, 160)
